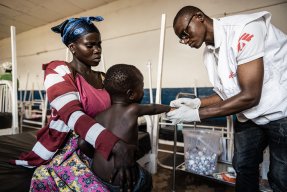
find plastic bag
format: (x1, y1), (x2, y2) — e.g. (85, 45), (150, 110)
(183, 129), (222, 175)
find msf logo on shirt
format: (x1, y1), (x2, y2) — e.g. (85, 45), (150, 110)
(229, 71), (236, 79)
(237, 33), (254, 52)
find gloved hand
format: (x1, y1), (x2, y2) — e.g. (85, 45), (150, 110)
(170, 98), (201, 109)
(166, 105), (201, 123)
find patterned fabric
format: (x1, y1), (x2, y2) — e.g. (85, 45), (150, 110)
(30, 132), (109, 192)
(51, 17), (103, 46)
(11, 60), (118, 167)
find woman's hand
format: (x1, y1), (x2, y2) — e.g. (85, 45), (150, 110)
(110, 140), (137, 192)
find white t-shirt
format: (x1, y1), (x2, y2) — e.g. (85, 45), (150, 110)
(204, 12), (287, 124)
(237, 18), (266, 65)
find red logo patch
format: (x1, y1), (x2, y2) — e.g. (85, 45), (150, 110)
(229, 71), (236, 79)
(237, 33), (254, 52)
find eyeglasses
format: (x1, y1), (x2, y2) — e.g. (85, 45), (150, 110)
(179, 15), (195, 44)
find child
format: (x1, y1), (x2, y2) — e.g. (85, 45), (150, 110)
(79, 64), (171, 191)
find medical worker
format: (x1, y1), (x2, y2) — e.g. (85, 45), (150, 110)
(167, 6), (287, 192)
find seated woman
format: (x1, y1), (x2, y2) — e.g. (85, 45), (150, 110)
(79, 64), (171, 191)
(11, 17), (136, 191)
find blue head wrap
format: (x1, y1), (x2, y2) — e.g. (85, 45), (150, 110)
(51, 16), (104, 46)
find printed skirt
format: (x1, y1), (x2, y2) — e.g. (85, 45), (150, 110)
(30, 132), (109, 192)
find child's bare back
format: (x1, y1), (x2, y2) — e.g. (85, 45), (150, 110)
(78, 64), (170, 191)
(92, 103), (139, 184)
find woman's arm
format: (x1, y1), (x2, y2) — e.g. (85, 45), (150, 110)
(44, 61), (119, 160)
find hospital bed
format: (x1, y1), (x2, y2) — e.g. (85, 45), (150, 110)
(0, 131), (36, 191)
(0, 80), (17, 135)
(0, 119), (153, 192)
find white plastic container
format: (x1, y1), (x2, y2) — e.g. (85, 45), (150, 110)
(183, 129), (222, 175)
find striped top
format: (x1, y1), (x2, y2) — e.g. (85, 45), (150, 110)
(12, 60), (118, 167)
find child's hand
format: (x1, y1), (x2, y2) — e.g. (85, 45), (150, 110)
(170, 98), (201, 109)
(169, 107), (177, 112)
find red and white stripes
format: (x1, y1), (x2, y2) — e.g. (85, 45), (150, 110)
(13, 61), (116, 167)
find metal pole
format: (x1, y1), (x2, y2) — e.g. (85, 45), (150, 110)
(101, 53), (106, 72)
(172, 124), (177, 192)
(152, 13), (166, 174)
(147, 61), (153, 104)
(65, 48), (71, 62)
(10, 26), (19, 134)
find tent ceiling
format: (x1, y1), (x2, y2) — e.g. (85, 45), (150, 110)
(0, 0), (117, 40)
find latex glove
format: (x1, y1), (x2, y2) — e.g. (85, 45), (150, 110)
(110, 140), (137, 191)
(170, 98), (201, 109)
(166, 105), (201, 123)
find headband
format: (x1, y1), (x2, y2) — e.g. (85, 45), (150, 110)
(51, 16), (104, 46)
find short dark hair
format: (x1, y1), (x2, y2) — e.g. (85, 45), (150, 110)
(104, 64), (143, 96)
(173, 6), (204, 27)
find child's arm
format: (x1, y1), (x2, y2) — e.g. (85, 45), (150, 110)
(135, 104), (172, 116)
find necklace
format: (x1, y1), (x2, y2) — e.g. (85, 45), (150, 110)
(112, 101), (128, 105)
